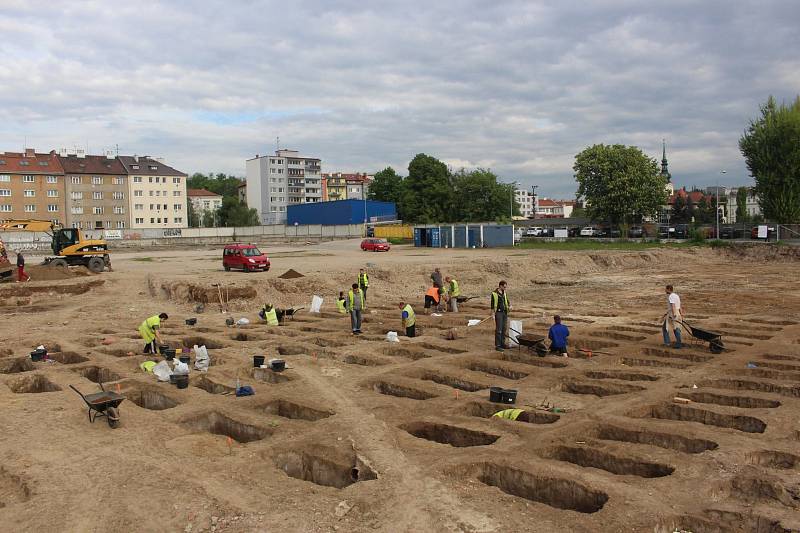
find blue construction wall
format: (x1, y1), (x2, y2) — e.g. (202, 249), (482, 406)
(413, 224), (513, 248)
(287, 199), (397, 226)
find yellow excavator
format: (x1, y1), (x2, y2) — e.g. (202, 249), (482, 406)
(0, 220), (111, 275)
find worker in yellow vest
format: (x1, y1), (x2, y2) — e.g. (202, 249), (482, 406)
(346, 283), (365, 334)
(358, 268), (369, 303)
(492, 408), (534, 423)
(259, 304), (279, 326)
(399, 301), (416, 337)
(138, 312), (168, 354)
(491, 280), (511, 352)
(336, 291), (347, 314)
(445, 276), (460, 312)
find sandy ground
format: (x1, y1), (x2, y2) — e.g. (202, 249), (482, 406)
(1, 239), (799, 533)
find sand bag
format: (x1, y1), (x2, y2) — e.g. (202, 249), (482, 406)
(386, 331), (399, 343)
(310, 295), (323, 314)
(194, 345), (210, 371)
(508, 320), (522, 347)
(152, 361), (171, 382)
(172, 360), (189, 375)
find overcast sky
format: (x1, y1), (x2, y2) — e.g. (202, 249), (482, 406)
(1, 1), (797, 197)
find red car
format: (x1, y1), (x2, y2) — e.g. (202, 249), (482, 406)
(360, 238), (391, 252)
(223, 243), (270, 272)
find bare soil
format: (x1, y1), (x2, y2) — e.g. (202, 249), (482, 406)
(1, 239), (799, 532)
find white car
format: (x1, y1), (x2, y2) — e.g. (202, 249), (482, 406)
(580, 226), (600, 237)
(525, 227), (544, 236)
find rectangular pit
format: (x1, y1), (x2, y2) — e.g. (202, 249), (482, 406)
(542, 445), (674, 478)
(584, 371), (659, 382)
(372, 381), (436, 400)
(193, 376), (235, 395)
(8, 374), (62, 393)
(0, 357), (35, 374)
(260, 399), (333, 421)
(73, 366), (123, 384)
(640, 404), (767, 433)
(620, 357), (690, 369)
(465, 401), (560, 424)
(417, 371), (488, 392)
(560, 380), (644, 397)
(698, 378), (800, 398)
(680, 391), (780, 409)
(401, 422), (499, 447)
(49, 352), (90, 365)
(274, 450), (376, 488)
(126, 389), (179, 410)
(182, 411), (271, 443)
(467, 362), (529, 380)
(744, 450), (800, 470)
(593, 424), (718, 454)
(500, 352), (568, 368)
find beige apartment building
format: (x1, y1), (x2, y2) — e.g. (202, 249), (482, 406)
(58, 151), (130, 230)
(0, 149), (65, 224)
(118, 156), (187, 229)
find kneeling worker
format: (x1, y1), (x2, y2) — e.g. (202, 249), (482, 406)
(399, 301), (416, 337)
(424, 283), (441, 314)
(492, 408), (536, 423)
(548, 315), (569, 356)
(139, 312), (168, 354)
(336, 291), (347, 314)
(259, 304), (279, 326)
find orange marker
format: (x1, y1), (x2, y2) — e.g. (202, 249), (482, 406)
(588, 350), (593, 358)
(227, 436), (233, 454)
(455, 389), (459, 400)
(116, 383), (121, 393)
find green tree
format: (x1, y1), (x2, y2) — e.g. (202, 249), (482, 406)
(201, 210), (216, 227)
(187, 201), (200, 227)
(696, 196), (711, 224)
(450, 169), (518, 221)
(217, 196), (258, 227)
(574, 144), (667, 225)
(401, 154), (453, 223)
(187, 173), (244, 199)
(368, 167), (404, 205)
(739, 96), (800, 223)
(671, 195), (688, 223)
(736, 187), (751, 223)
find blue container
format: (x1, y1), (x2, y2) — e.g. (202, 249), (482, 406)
(287, 199), (397, 226)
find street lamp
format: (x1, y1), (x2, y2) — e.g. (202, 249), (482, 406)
(717, 170), (726, 239)
(510, 181), (517, 219)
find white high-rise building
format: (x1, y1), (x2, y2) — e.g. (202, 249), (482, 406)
(246, 149), (322, 224)
(515, 188), (536, 219)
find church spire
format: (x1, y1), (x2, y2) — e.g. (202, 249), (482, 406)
(660, 139), (671, 182)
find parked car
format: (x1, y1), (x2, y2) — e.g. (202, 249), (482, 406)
(223, 243), (270, 272)
(539, 227), (554, 237)
(567, 227), (581, 237)
(525, 227), (544, 236)
(361, 238), (391, 251)
(720, 226), (734, 239)
(580, 226), (601, 237)
(673, 224), (690, 239)
(628, 226), (644, 238)
(658, 225), (676, 239)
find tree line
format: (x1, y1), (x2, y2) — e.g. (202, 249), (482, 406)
(186, 172), (258, 228)
(367, 153), (518, 223)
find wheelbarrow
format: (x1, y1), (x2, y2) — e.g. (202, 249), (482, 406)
(508, 327), (548, 356)
(69, 381), (125, 429)
(456, 296), (478, 304)
(677, 320), (725, 354)
(277, 306), (304, 324)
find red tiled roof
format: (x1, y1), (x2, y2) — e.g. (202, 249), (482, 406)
(537, 199), (558, 206)
(57, 153), (126, 175)
(187, 189), (221, 197)
(0, 150), (64, 174)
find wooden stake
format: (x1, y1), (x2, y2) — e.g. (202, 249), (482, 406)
(227, 436), (233, 454)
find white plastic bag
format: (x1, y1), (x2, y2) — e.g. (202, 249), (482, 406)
(467, 319), (482, 327)
(508, 320), (522, 347)
(310, 295), (323, 314)
(194, 344), (210, 371)
(236, 317), (250, 326)
(172, 361), (189, 375)
(386, 331), (399, 343)
(152, 361), (172, 382)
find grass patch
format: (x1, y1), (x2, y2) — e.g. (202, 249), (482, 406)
(514, 240), (685, 251)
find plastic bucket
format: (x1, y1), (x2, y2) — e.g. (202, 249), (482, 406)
(489, 386), (504, 403)
(175, 375), (189, 389)
(163, 349), (176, 361)
(179, 355), (190, 365)
(30, 349), (47, 362)
(185, 318), (197, 326)
(502, 389), (518, 404)
(253, 355), (265, 367)
(270, 359), (286, 372)
(169, 374), (178, 384)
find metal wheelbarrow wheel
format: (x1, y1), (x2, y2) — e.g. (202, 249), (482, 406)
(710, 339), (724, 354)
(106, 406), (120, 428)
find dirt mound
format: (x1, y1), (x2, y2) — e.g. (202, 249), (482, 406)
(16, 264), (93, 281)
(718, 243), (800, 262)
(0, 279), (104, 298)
(278, 269), (305, 279)
(153, 280), (257, 303)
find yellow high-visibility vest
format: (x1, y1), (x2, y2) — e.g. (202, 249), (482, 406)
(358, 272), (369, 288)
(138, 315), (161, 342)
(492, 409), (524, 420)
(348, 289), (365, 310)
(450, 279), (460, 297)
(264, 308), (278, 326)
(336, 298), (346, 314)
(491, 291), (510, 312)
(402, 304), (415, 327)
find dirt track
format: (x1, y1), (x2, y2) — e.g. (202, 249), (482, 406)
(1, 240), (799, 532)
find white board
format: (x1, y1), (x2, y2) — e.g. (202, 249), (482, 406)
(554, 229), (568, 238)
(758, 225), (768, 239)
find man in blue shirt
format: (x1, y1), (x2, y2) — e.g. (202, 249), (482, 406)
(548, 315), (569, 356)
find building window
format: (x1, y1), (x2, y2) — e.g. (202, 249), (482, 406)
(71, 207), (84, 214)
(163, 204), (167, 210)
(173, 177), (181, 184)
(0, 189), (10, 197)
(134, 190), (143, 197)
(24, 190), (36, 198)
(113, 176), (124, 185)
(149, 191), (154, 196)
(148, 177), (153, 183)
(92, 176), (102, 185)
(71, 176), (81, 184)
(47, 176), (57, 184)
(113, 206), (124, 214)
(278, 169), (283, 174)
(116, 221), (125, 229)
(47, 204), (58, 212)
(47, 189), (58, 197)
(133, 176), (142, 183)
(112, 192), (124, 200)
(23, 175), (35, 183)
(0, 204), (11, 212)
(149, 165), (158, 171)
(203, 200), (210, 208)
(93, 207), (103, 215)
(93, 191), (103, 200)
(174, 217), (182, 223)
(149, 204), (155, 210)
(135, 204), (143, 210)
(0, 175), (9, 182)
(173, 204), (181, 210)
(135, 218), (144, 224)
(173, 191), (181, 196)
(157, 217), (162, 223)
(162, 190), (167, 196)
(24, 205), (36, 212)
(71, 191), (83, 200)
(132, 165), (140, 170)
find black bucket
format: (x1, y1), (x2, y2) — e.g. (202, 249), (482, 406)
(158, 344), (170, 354)
(270, 359), (286, 372)
(179, 355), (190, 365)
(502, 389), (518, 404)
(162, 349), (176, 361)
(175, 375), (189, 389)
(489, 386), (504, 403)
(253, 355), (265, 367)
(185, 318), (197, 326)
(30, 348), (47, 362)
(169, 374), (178, 384)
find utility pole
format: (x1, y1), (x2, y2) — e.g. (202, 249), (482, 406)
(717, 170), (726, 239)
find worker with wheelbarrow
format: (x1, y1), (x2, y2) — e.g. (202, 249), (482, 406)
(662, 285), (683, 349)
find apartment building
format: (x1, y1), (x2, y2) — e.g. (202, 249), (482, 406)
(246, 149), (322, 225)
(0, 149), (65, 224)
(514, 188), (536, 218)
(322, 173), (373, 201)
(188, 189), (223, 226)
(118, 156), (187, 229)
(58, 151), (130, 230)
